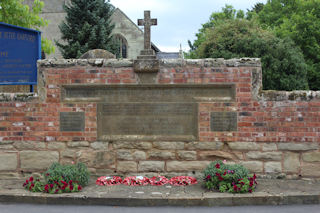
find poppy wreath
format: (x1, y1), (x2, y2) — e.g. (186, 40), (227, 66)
(96, 176), (123, 186)
(149, 176), (169, 186)
(122, 176), (150, 186)
(169, 176), (198, 186)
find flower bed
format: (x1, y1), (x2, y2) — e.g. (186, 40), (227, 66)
(203, 160), (257, 193)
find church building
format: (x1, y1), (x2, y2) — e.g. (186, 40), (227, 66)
(24, 0), (177, 59)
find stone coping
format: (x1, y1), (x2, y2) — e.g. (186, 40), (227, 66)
(0, 93), (37, 102)
(37, 58), (261, 68)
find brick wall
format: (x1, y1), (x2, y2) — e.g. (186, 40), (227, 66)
(0, 58), (319, 179)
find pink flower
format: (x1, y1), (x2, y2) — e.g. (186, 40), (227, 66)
(223, 160), (227, 164)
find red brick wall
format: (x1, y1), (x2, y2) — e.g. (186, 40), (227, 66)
(0, 58), (319, 178)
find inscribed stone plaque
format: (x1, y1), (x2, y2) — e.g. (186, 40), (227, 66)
(60, 112), (85, 132)
(98, 103), (197, 140)
(210, 112), (237, 131)
(62, 84), (235, 102)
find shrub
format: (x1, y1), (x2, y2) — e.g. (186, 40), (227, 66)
(44, 162), (90, 187)
(203, 160), (257, 193)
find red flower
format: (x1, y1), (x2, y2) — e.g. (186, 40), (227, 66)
(69, 180), (73, 185)
(215, 172), (221, 177)
(29, 177), (34, 182)
(218, 176), (224, 181)
(249, 189), (252, 193)
(78, 185), (82, 191)
(233, 185), (238, 191)
(253, 174), (257, 179)
(46, 173), (50, 176)
(69, 185), (74, 191)
(50, 184), (54, 188)
(205, 175), (211, 181)
(215, 163), (220, 169)
(223, 171), (227, 176)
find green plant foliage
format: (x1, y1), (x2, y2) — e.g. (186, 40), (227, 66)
(203, 160), (257, 193)
(56, 0), (119, 58)
(257, 0), (320, 90)
(23, 175), (83, 194)
(44, 162), (90, 187)
(0, 0), (55, 54)
(190, 18), (308, 91)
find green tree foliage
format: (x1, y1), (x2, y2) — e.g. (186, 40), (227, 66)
(56, 0), (119, 59)
(0, 0), (55, 55)
(191, 18), (309, 90)
(257, 0), (320, 90)
(187, 5), (309, 91)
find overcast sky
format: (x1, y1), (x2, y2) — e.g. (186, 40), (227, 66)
(110, 0), (267, 52)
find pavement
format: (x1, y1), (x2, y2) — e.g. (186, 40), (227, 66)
(0, 178), (320, 207)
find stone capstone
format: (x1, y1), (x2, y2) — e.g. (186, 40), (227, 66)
(20, 151), (59, 170)
(79, 49), (115, 59)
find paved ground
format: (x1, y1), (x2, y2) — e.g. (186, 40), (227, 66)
(1, 204), (320, 213)
(0, 178), (320, 206)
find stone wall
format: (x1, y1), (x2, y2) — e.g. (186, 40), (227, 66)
(0, 58), (320, 179)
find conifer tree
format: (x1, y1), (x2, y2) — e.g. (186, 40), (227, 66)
(56, 0), (118, 58)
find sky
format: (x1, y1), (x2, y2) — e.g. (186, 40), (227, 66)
(110, 0), (267, 52)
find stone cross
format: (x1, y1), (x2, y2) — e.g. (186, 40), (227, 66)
(138, 11), (157, 50)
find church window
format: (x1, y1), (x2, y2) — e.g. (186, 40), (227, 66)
(114, 34), (128, 58)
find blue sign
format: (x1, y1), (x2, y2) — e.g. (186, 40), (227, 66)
(0, 22), (41, 85)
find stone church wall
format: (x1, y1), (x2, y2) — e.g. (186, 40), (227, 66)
(23, 0), (145, 60)
(0, 58), (319, 179)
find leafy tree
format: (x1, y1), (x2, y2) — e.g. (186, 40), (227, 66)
(0, 0), (55, 54)
(257, 0), (320, 90)
(186, 5), (245, 58)
(194, 19), (309, 91)
(56, 0), (119, 59)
